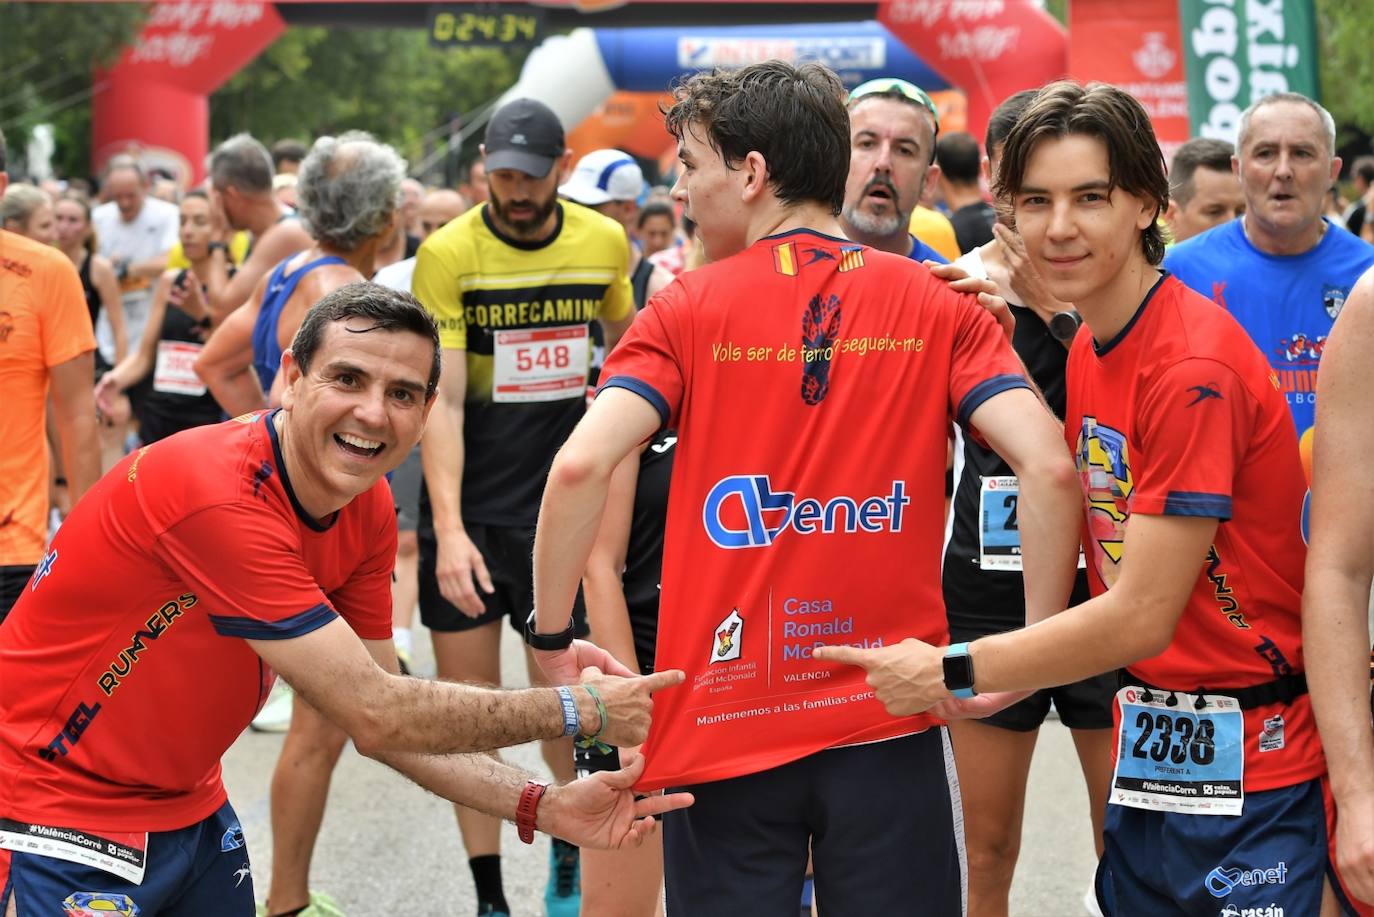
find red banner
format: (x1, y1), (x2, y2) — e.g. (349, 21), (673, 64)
(879, 0), (1067, 148)
(92, 1), (285, 183)
(1069, 0), (1189, 164)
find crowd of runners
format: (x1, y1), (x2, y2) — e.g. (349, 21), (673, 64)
(3, 55), (1374, 917)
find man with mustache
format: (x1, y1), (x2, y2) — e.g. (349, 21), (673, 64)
(412, 97), (635, 917)
(839, 78), (948, 264)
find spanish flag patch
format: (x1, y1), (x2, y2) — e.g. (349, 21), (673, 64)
(773, 241), (798, 276)
(838, 246), (865, 273)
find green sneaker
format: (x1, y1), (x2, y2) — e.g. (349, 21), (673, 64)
(256, 892), (345, 917)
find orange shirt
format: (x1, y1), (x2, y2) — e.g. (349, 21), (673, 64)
(0, 230), (95, 566)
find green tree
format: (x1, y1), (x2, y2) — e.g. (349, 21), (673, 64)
(0, 2), (150, 176)
(1315, 0), (1374, 141)
(210, 28), (528, 180)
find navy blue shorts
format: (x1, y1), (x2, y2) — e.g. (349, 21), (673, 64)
(1094, 776), (1357, 916)
(0, 801), (254, 916)
(663, 729), (965, 917)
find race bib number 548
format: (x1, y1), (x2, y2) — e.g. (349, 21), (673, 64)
(492, 325), (588, 403)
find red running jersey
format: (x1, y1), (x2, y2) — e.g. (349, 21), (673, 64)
(599, 229), (1029, 790)
(1065, 274), (1321, 791)
(0, 412), (395, 832)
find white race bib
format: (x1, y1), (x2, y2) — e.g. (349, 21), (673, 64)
(1111, 687), (1244, 816)
(153, 340), (207, 396)
(492, 325), (588, 403)
(0, 817), (148, 884)
(978, 476), (1086, 571)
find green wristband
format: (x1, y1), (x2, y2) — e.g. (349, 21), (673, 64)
(578, 684), (609, 744)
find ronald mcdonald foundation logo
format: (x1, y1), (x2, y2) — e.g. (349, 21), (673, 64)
(711, 608), (743, 665)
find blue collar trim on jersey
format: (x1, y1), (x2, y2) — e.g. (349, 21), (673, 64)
(480, 201), (565, 251)
(762, 228), (854, 245)
(263, 409), (338, 533)
(1093, 271), (1169, 358)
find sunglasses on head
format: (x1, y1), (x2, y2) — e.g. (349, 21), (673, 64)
(847, 78), (941, 137)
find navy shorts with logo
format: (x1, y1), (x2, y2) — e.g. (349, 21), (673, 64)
(1095, 776), (1361, 917)
(0, 801), (254, 917)
(663, 729), (966, 917)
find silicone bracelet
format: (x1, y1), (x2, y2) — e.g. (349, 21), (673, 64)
(555, 685), (579, 737)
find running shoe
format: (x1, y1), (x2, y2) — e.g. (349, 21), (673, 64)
(396, 647), (413, 677)
(249, 681), (293, 733)
(255, 892), (345, 917)
(544, 840), (580, 917)
(477, 905), (510, 917)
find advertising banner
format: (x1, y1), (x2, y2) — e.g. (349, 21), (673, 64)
(1178, 0), (1320, 143)
(1070, 0), (1189, 164)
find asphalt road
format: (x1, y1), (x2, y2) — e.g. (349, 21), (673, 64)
(222, 624), (1103, 916)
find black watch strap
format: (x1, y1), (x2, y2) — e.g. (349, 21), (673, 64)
(524, 610), (575, 651)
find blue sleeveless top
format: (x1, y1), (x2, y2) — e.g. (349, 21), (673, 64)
(251, 254), (347, 392)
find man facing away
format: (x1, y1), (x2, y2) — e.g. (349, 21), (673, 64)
(529, 60), (1082, 916)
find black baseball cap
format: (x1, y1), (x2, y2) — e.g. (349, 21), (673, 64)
(483, 98), (565, 178)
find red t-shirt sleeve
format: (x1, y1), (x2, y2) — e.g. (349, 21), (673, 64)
(1131, 358), (1257, 520)
(596, 285), (687, 430)
(945, 287), (1030, 428)
(325, 499), (397, 642)
(154, 502), (339, 639)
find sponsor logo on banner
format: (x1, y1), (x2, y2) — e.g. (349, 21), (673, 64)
(677, 37), (884, 70)
(1180, 0), (1320, 142)
(1134, 31), (1176, 78)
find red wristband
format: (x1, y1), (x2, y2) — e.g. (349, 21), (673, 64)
(516, 780), (549, 844)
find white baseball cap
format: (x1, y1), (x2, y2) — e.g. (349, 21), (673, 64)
(559, 149), (643, 206)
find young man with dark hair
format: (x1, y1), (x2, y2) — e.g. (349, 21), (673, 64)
(529, 60), (1082, 915)
(820, 80), (1356, 916)
(1164, 137), (1244, 243)
(942, 89), (1114, 917)
(0, 282), (689, 917)
(937, 130), (996, 253)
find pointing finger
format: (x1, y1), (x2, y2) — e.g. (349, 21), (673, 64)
(811, 645), (873, 668)
(638, 669), (685, 693)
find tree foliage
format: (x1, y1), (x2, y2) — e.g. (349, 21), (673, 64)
(210, 28), (528, 180)
(1315, 0), (1374, 142)
(0, 2), (150, 176)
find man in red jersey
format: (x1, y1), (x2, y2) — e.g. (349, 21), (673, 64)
(527, 61), (1083, 915)
(0, 283), (688, 917)
(821, 82), (1363, 917)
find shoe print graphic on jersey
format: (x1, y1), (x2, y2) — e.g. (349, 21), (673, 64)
(800, 293), (842, 405)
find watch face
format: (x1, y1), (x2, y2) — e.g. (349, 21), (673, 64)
(942, 652), (975, 691)
(1049, 310), (1082, 343)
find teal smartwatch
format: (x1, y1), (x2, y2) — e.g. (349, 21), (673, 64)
(942, 642), (977, 699)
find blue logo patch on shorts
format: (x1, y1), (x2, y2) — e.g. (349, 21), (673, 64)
(220, 823), (245, 852)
